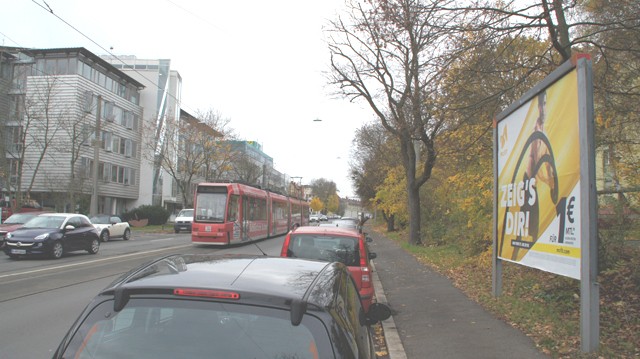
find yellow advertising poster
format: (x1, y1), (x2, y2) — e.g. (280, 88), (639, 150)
(497, 69), (581, 279)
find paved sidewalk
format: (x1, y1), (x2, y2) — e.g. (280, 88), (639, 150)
(368, 228), (550, 359)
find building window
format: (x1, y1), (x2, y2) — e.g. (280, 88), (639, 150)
(113, 105), (123, 124)
(99, 162), (112, 182)
(5, 126), (23, 154)
(102, 131), (112, 152)
(102, 101), (114, 122)
(56, 58), (69, 75)
(79, 157), (93, 179)
(82, 124), (94, 146)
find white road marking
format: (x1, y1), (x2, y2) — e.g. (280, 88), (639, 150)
(150, 238), (177, 242)
(0, 244), (193, 279)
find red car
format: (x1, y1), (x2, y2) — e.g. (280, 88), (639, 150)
(280, 226), (377, 311)
(0, 211), (50, 249)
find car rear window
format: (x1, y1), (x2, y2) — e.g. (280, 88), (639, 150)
(60, 298), (333, 359)
(288, 234), (360, 266)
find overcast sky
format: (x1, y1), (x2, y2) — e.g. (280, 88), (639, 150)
(1, 0), (375, 198)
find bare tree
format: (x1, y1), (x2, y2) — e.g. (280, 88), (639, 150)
(194, 109), (241, 182)
(5, 76), (67, 209)
(232, 153), (263, 185)
(350, 122), (400, 231)
(46, 95), (97, 212)
(310, 178), (338, 212)
(328, 0), (465, 244)
(141, 108), (238, 207)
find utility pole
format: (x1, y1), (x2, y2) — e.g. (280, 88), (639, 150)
(89, 96), (102, 216)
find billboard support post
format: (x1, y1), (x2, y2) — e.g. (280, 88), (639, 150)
(492, 118), (502, 297)
(576, 55), (599, 353)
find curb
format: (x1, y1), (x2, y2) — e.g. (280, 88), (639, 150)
(372, 261), (407, 359)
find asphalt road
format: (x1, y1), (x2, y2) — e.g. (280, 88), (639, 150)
(0, 231), (285, 359)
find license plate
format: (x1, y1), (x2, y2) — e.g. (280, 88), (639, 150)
(11, 249), (26, 255)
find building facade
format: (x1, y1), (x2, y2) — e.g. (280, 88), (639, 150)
(0, 47), (144, 215)
(103, 56), (182, 209)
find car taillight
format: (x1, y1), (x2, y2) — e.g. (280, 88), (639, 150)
(359, 239), (367, 267)
(359, 239), (372, 286)
(361, 266), (371, 283)
(280, 234), (291, 257)
(174, 288), (240, 299)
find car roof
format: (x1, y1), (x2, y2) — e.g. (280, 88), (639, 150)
(102, 255), (343, 318)
(292, 225), (360, 237)
(39, 213), (85, 217)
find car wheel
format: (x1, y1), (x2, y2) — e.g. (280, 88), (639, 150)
(51, 241), (64, 259)
(123, 228), (131, 240)
(87, 238), (100, 254)
(100, 230), (110, 242)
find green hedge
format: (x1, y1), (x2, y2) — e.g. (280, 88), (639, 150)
(122, 205), (170, 226)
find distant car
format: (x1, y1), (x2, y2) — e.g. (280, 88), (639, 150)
(309, 214), (320, 222)
(281, 226), (377, 312)
(0, 211), (50, 249)
(4, 213), (100, 259)
(90, 214), (131, 242)
(320, 214), (328, 221)
(173, 209), (193, 233)
(52, 254), (391, 359)
(319, 219), (360, 231)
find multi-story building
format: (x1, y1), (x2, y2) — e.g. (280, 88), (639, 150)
(0, 47), (144, 215)
(103, 56), (182, 209)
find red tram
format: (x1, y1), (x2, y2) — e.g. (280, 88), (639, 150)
(191, 182), (309, 245)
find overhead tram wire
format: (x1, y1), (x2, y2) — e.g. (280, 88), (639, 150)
(28, 0), (205, 117)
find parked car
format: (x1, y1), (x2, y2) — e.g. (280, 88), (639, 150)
(320, 214), (328, 221)
(52, 254), (391, 359)
(309, 214), (320, 222)
(281, 226), (377, 312)
(3, 213), (100, 259)
(0, 198), (45, 222)
(90, 214), (131, 242)
(0, 211), (50, 249)
(319, 219), (360, 231)
(173, 208), (193, 233)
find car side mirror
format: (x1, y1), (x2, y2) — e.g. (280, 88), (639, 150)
(363, 303), (392, 325)
(64, 225), (75, 231)
(369, 252), (377, 260)
(366, 236), (373, 242)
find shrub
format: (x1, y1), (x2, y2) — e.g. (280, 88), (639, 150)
(122, 205), (170, 225)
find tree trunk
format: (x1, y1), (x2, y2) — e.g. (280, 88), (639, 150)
(384, 212), (395, 232)
(406, 180), (422, 245)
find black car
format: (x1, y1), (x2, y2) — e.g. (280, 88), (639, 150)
(53, 255), (391, 359)
(3, 213), (100, 259)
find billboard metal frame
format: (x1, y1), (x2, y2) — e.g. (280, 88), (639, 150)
(492, 54), (598, 352)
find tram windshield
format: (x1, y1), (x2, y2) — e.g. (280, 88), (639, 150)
(194, 192), (227, 222)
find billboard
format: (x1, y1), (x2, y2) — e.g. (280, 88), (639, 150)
(496, 67), (582, 279)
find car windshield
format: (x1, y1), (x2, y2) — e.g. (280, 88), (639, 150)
(178, 209), (193, 218)
(3, 213), (38, 224)
(60, 298), (332, 359)
(288, 234), (360, 266)
(90, 215), (111, 224)
(23, 215), (65, 229)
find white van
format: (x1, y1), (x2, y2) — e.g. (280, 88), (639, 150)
(174, 209), (194, 233)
